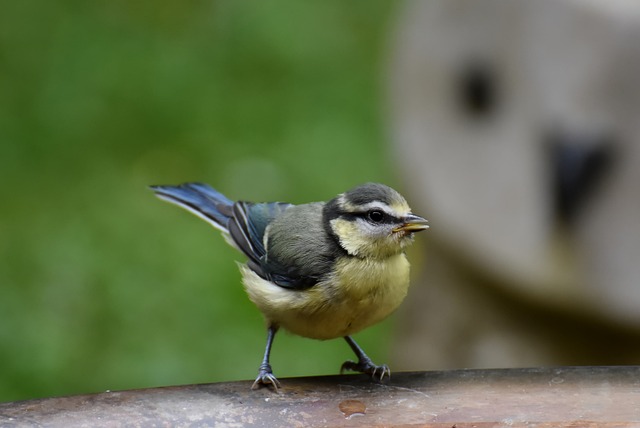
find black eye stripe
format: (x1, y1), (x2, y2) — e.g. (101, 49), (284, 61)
(341, 210), (398, 225)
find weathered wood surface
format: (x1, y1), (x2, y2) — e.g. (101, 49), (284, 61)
(1, 367), (639, 427)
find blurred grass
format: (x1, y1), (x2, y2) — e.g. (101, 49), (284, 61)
(0, 0), (400, 401)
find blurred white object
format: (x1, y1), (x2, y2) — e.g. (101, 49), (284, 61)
(388, 0), (640, 367)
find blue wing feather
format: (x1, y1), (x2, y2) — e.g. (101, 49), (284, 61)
(152, 183), (306, 286)
(150, 183), (233, 232)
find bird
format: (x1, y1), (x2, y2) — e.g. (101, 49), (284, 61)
(150, 182), (429, 390)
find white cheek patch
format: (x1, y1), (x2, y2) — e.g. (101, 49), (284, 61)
(330, 218), (367, 256)
(359, 218), (393, 238)
(330, 217), (408, 259)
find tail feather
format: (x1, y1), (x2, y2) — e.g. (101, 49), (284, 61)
(151, 183), (294, 280)
(150, 183), (233, 233)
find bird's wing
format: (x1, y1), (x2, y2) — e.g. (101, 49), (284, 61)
(257, 203), (344, 290)
(152, 184), (331, 290)
(228, 201), (293, 277)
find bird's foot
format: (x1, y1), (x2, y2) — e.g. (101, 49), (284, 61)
(340, 357), (391, 381)
(251, 363), (281, 391)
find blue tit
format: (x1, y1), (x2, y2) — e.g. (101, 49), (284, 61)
(150, 182), (429, 390)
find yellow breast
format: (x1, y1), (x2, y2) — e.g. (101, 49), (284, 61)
(240, 254), (411, 340)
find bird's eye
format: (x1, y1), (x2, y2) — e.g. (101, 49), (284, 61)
(367, 210), (384, 223)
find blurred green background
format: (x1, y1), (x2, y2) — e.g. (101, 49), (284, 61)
(0, 1), (402, 401)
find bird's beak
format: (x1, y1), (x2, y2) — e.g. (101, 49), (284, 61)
(393, 214), (429, 233)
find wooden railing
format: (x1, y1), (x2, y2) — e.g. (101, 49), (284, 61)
(1, 367), (639, 427)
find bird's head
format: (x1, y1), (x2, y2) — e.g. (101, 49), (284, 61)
(324, 183), (429, 259)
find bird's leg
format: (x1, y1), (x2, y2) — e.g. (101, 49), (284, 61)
(340, 335), (390, 381)
(252, 324), (281, 391)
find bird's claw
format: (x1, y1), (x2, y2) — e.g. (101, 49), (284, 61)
(340, 358), (391, 381)
(251, 363), (281, 391)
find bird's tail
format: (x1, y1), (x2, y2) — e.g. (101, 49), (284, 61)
(150, 183), (234, 233)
